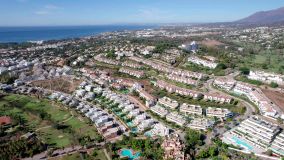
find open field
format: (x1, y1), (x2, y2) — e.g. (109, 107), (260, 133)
(201, 39), (224, 47)
(240, 51), (284, 74)
(31, 77), (82, 94)
(262, 89), (284, 112)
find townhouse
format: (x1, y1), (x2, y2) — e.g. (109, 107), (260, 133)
(99, 121), (115, 133)
(203, 93), (232, 103)
(166, 112), (186, 126)
(206, 107), (233, 119)
(151, 104), (169, 117)
(48, 91), (124, 140)
(103, 127), (121, 139)
(248, 89), (278, 117)
(158, 96), (179, 109)
(127, 109), (140, 118)
(167, 73), (198, 86)
(154, 80), (202, 99)
(94, 54), (120, 65)
(187, 118), (214, 130)
(180, 103), (203, 115)
(233, 82), (254, 95)
(137, 119), (155, 131)
(213, 77), (236, 91)
(133, 113), (147, 125)
(248, 70), (284, 85)
(119, 67), (145, 78)
(149, 123), (170, 137)
(188, 56), (218, 69)
(134, 88), (156, 107)
(129, 56), (203, 79)
(121, 61), (142, 69)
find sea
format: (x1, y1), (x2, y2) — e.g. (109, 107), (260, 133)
(0, 25), (157, 43)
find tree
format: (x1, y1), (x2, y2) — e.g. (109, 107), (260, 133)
(270, 82), (278, 88)
(239, 67), (250, 75)
(197, 149), (209, 158)
(92, 150), (98, 157)
(185, 129), (203, 148)
(216, 63), (227, 70)
(106, 50), (116, 59)
(209, 146), (218, 157)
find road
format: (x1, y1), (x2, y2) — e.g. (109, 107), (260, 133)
(205, 74), (284, 129)
(205, 78), (256, 119)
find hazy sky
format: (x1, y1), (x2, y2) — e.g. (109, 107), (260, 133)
(1, 0), (284, 26)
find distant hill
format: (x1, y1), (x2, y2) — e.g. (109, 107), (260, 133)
(237, 7), (284, 24)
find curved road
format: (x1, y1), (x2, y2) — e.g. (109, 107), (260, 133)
(205, 78), (256, 119)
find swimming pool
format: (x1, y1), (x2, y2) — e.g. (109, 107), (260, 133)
(120, 149), (141, 160)
(232, 136), (253, 151)
(127, 121), (134, 127)
(131, 128), (138, 133)
(144, 131), (152, 137)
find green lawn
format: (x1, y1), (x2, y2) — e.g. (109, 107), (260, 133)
(38, 127), (73, 148)
(0, 94), (100, 148)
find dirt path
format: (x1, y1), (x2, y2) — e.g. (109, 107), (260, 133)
(103, 148), (111, 160)
(127, 95), (148, 111)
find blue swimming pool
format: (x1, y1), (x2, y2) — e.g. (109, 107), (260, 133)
(127, 121), (134, 127)
(131, 128), (138, 133)
(120, 149), (141, 160)
(232, 136), (253, 151)
(144, 131), (152, 137)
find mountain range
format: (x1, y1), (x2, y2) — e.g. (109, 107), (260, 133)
(237, 7), (284, 24)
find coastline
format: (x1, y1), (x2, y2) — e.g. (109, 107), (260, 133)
(0, 25), (157, 43)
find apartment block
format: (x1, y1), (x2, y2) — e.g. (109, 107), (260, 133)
(158, 96), (179, 109)
(179, 103), (203, 115)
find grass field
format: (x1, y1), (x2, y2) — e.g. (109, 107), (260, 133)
(0, 94), (100, 148)
(240, 51), (284, 74)
(49, 149), (108, 160)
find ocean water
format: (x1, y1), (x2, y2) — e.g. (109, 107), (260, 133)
(0, 25), (156, 43)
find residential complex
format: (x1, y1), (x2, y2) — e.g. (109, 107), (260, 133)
(248, 70), (284, 85)
(187, 118), (214, 130)
(119, 67), (144, 78)
(188, 56), (218, 69)
(213, 77), (280, 118)
(180, 103), (203, 115)
(222, 116), (282, 155)
(206, 107), (233, 118)
(158, 96), (179, 109)
(166, 112), (186, 126)
(151, 104), (169, 117)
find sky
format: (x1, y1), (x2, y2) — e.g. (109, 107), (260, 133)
(1, 0), (284, 26)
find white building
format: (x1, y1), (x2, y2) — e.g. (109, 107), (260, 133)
(179, 103), (203, 115)
(269, 131), (284, 156)
(187, 118), (214, 130)
(137, 119), (155, 131)
(188, 56), (218, 69)
(150, 123), (170, 137)
(206, 107), (233, 119)
(158, 96), (179, 109)
(248, 89), (278, 118)
(166, 112), (186, 126)
(223, 116), (280, 151)
(151, 104), (169, 117)
(248, 70), (284, 85)
(133, 113), (147, 125)
(213, 77), (236, 91)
